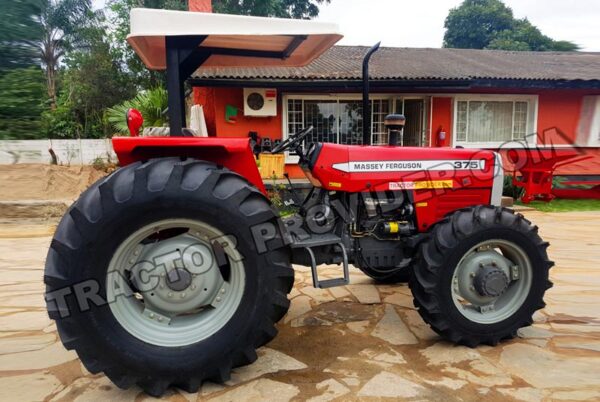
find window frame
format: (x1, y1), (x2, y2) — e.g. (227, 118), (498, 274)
(452, 94), (538, 148)
(576, 96), (600, 147)
(282, 93), (395, 163)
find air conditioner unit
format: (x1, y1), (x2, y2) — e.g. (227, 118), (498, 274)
(243, 88), (277, 117)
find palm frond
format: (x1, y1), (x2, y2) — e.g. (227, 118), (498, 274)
(105, 87), (168, 135)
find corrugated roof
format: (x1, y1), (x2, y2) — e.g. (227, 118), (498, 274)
(192, 45), (600, 82)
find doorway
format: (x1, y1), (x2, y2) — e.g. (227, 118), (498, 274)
(395, 98), (428, 146)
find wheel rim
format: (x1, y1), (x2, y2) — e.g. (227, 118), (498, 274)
(106, 218), (245, 347)
(451, 239), (532, 324)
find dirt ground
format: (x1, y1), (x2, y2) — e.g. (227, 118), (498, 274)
(0, 165), (108, 220)
(0, 165), (599, 401)
(0, 165), (107, 202)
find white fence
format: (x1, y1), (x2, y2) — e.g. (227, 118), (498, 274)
(0, 139), (116, 165)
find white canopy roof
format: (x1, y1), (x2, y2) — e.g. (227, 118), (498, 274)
(127, 8), (343, 70)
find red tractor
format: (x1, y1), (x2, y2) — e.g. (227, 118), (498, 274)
(44, 9), (553, 396)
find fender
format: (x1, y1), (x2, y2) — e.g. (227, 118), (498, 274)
(112, 136), (266, 194)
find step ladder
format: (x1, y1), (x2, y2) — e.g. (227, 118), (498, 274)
(290, 234), (349, 289)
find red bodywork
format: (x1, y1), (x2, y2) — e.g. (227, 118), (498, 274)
(112, 137), (499, 232)
(310, 143), (498, 230)
(112, 136), (266, 193)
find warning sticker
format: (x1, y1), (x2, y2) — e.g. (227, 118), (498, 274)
(389, 180), (454, 190)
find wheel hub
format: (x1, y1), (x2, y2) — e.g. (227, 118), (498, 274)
(166, 268), (193, 291)
(130, 233), (223, 315)
(107, 219), (246, 347)
(473, 265), (509, 297)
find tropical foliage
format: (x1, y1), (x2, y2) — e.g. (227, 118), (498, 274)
(106, 88), (169, 134)
(444, 0), (578, 51)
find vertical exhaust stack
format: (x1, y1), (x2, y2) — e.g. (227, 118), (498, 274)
(362, 42), (381, 145)
(384, 114), (406, 146)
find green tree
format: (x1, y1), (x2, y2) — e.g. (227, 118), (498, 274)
(213, 0), (330, 18)
(0, 67), (46, 139)
(40, 0), (99, 109)
(0, 0), (44, 71)
(44, 28), (136, 139)
(108, 1), (188, 90)
(444, 0), (578, 51)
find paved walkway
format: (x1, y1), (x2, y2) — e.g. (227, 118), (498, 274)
(0, 211), (599, 401)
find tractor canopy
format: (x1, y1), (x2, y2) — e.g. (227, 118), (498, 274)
(126, 8), (342, 136)
(127, 8), (343, 70)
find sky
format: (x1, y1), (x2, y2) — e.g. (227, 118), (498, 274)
(94, 0), (600, 51)
(314, 0), (600, 51)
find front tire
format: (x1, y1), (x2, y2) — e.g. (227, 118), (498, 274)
(409, 206), (553, 346)
(44, 158), (293, 396)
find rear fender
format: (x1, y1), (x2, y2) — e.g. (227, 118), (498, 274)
(112, 136), (266, 193)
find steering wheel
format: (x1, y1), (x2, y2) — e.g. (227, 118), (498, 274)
(271, 126), (314, 154)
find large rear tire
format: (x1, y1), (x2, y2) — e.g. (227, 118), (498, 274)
(44, 158), (293, 396)
(409, 206), (553, 347)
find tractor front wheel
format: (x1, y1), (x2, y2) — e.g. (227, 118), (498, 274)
(44, 158), (293, 396)
(409, 206), (553, 346)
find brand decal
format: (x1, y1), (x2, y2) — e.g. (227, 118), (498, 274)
(332, 160), (486, 173)
(389, 180), (454, 190)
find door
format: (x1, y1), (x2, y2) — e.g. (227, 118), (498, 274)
(403, 99), (425, 146)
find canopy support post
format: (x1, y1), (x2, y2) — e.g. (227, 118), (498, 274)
(166, 36), (208, 136)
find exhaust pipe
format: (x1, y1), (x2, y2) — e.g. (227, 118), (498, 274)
(362, 42), (381, 145)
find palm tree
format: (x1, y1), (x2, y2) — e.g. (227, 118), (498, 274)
(39, 0), (95, 109)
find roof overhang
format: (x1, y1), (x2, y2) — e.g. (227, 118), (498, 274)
(127, 8), (343, 70)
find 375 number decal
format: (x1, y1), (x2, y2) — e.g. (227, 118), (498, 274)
(454, 161), (484, 169)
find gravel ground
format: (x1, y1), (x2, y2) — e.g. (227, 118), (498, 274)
(0, 210), (599, 401)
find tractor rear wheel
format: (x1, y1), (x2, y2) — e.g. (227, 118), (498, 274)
(44, 158), (293, 396)
(409, 206), (553, 346)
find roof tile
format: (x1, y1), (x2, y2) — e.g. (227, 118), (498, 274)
(192, 46), (600, 82)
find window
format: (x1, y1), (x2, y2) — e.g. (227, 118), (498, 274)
(284, 96), (392, 148)
(454, 96), (537, 146)
(576, 96), (600, 147)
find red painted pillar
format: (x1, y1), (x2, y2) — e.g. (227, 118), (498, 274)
(189, 0), (215, 135)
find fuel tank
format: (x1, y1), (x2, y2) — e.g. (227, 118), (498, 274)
(308, 143), (503, 230)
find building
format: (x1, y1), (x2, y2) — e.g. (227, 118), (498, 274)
(191, 46), (600, 179)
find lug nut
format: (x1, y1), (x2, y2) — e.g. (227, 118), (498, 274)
(221, 288), (226, 294)
(191, 284), (196, 290)
(158, 317), (163, 322)
(470, 272), (475, 278)
(181, 293), (186, 298)
(216, 297), (221, 302)
(149, 313), (155, 318)
(168, 292), (173, 298)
